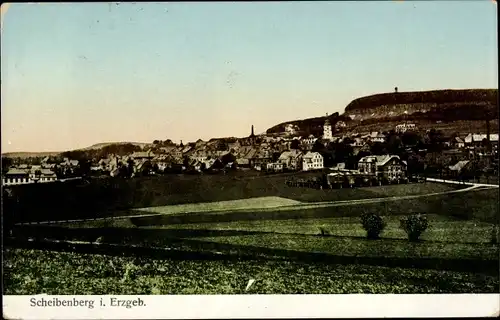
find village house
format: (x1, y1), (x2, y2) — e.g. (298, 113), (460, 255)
(239, 148), (258, 168)
(369, 132), (386, 143)
(3, 168), (31, 185)
(395, 123), (416, 133)
(2, 166), (58, 186)
(252, 150), (273, 170)
(131, 150), (155, 161)
(190, 151), (209, 163)
(235, 158), (250, 168)
(40, 156), (58, 169)
(302, 152), (324, 171)
(445, 136), (465, 149)
(447, 160), (472, 178)
(266, 162), (284, 172)
(133, 158), (154, 176)
(37, 168), (58, 182)
(350, 137), (365, 147)
(169, 147), (184, 161)
(301, 135), (318, 151)
(278, 150), (303, 171)
(335, 121), (346, 130)
(357, 155), (407, 182)
(60, 158), (79, 168)
(285, 124), (299, 136)
(352, 142), (371, 156)
(464, 133), (499, 148)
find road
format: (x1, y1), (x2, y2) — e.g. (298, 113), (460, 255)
(16, 182), (496, 226)
(424, 177), (500, 188)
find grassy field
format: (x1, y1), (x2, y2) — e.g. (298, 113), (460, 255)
(133, 196), (302, 214)
(4, 248), (498, 294)
(13, 212), (499, 266)
(185, 234), (498, 261)
(6, 172), (463, 223)
(5, 181), (498, 294)
(146, 214), (496, 244)
(101, 186), (496, 226)
(54, 186), (498, 230)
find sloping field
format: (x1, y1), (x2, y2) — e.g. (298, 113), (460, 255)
(134, 196), (302, 215)
(6, 174), (464, 223)
(152, 214), (496, 244)
(56, 185), (497, 228)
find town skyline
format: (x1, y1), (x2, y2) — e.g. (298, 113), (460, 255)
(1, 2), (498, 153)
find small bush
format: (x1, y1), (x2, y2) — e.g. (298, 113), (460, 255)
(318, 226), (331, 236)
(490, 225), (499, 244)
(400, 214), (429, 242)
(360, 213), (386, 239)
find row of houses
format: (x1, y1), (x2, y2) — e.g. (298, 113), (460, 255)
(2, 166), (58, 186)
(2, 156), (82, 186)
(285, 154), (409, 190)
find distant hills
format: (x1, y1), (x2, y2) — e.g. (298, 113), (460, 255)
(1, 151), (63, 159)
(3, 89), (498, 158)
(2, 142), (151, 159)
(76, 142), (151, 151)
(267, 88), (498, 136)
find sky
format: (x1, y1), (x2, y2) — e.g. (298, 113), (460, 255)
(1, 1), (498, 153)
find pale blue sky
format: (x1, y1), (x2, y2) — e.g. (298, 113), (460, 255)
(1, 1), (497, 152)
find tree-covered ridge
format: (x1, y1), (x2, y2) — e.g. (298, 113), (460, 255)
(345, 89), (497, 112)
(266, 112), (352, 135)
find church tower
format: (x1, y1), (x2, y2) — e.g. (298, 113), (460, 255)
(323, 114), (333, 141)
(247, 125), (256, 145)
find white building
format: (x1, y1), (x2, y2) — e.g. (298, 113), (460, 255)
(395, 123), (416, 133)
(464, 133), (499, 145)
(301, 135), (318, 150)
(2, 167), (58, 186)
(335, 121), (346, 130)
(323, 117), (333, 141)
(368, 132), (386, 143)
(266, 162), (284, 172)
(302, 152), (324, 171)
(285, 124), (299, 136)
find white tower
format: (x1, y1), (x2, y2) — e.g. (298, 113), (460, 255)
(323, 114), (333, 141)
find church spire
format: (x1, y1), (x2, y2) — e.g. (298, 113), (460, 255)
(250, 125), (255, 137)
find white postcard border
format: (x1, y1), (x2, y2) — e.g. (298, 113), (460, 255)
(3, 294), (500, 319)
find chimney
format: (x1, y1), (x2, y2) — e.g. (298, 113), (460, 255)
(251, 125), (255, 137)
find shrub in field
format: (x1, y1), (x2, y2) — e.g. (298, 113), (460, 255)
(490, 225), (499, 244)
(121, 262), (139, 283)
(400, 214), (429, 242)
(318, 226), (331, 236)
(360, 213), (386, 239)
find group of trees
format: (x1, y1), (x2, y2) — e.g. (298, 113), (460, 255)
(152, 139), (176, 146)
(61, 143), (143, 161)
